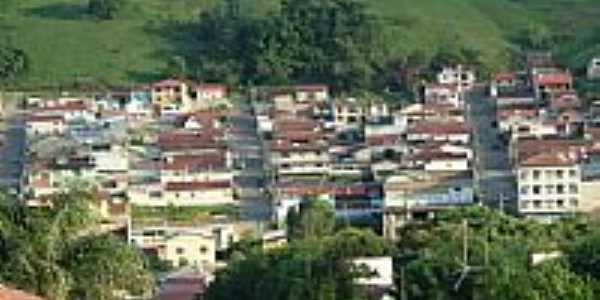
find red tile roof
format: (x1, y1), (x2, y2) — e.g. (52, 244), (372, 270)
(194, 83), (226, 92)
(519, 151), (576, 167)
(156, 275), (205, 300)
(533, 72), (572, 86)
(165, 181), (231, 191)
(293, 85), (328, 93)
(492, 72), (516, 82)
(161, 153), (226, 171)
(42, 100), (88, 111)
(273, 118), (318, 132)
(27, 115), (64, 123)
(153, 79), (185, 88)
(407, 121), (470, 135)
(0, 286), (46, 300)
(158, 133), (222, 150)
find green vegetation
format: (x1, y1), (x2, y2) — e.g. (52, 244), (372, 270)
(0, 39), (27, 84)
(88, 0), (126, 20)
(1, 0), (600, 89)
(203, 199), (391, 300)
(131, 204), (240, 225)
(396, 207), (600, 300)
(0, 190), (153, 300)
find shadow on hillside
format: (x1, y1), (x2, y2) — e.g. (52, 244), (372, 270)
(23, 3), (87, 20)
(126, 70), (164, 84)
(143, 19), (202, 73)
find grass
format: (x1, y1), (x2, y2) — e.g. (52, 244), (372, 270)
(1, 0), (600, 89)
(131, 204), (240, 226)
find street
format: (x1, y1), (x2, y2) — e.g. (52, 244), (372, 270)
(228, 101), (272, 225)
(0, 103), (25, 194)
(466, 87), (517, 213)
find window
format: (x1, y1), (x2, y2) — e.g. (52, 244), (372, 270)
(569, 184), (578, 194)
(176, 247), (184, 255)
(569, 170), (577, 178)
(570, 198), (579, 207)
(520, 170), (529, 180)
(557, 185), (565, 194)
(545, 185), (554, 194)
(557, 200), (565, 208)
(533, 185), (541, 195)
(200, 246), (208, 254)
(545, 200), (554, 209)
(521, 201), (530, 209)
(533, 170), (541, 180)
(175, 193), (180, 198)
(520, 185), (530, 195)
(557, 170), (564, 179)
(533, 200), (542, 209)
(544, 170), (554, 179)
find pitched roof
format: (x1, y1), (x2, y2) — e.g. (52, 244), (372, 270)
(407, 121), (470, 135)
(165, 181), (231, 191)
(153, 79), (185, 88)
(533, 72), (572, 86)
(27, 115), (64, 123)
(519, 151), (576, 167)
(0, 286), (46, 300)
(161, 153), (226, 171)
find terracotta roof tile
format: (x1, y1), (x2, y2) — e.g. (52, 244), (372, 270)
(165, 181), (231, 191)
(0, 287), (46, 300)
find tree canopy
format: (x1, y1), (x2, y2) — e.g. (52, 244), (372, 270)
(396, 207), (598, 300)
(0, 190), (153, 300)
(192, 0), (390, 93)
(0, 39), (27, 83)
(88, 0), (126, 20)
(203, 199), (390, 300)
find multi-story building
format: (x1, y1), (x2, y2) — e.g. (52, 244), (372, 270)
(269, 117), (331, 178)
(383, 171), (474, 240)
(516, 151), (581, 220)
(436, 65), (476, 93)
(423, 83), (461, 108)
(130, 226), (217, 268)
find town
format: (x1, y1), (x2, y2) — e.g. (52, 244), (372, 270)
(1, 49), (600, 299)
(3, 0), (600, 300)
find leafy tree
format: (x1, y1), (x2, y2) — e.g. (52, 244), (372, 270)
(567, 230), (600, 280)
(88, 0), (126, 20)
(204, 199), (389, 300)
(0, 190), (153, 300)
(287, 199), (335, 241)
(397, 207), (597, 300)
(193, 0), (390, 93)
(0, 39), (27, 83)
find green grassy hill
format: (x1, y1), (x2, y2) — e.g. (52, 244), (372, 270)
(1, 0), (599, 89)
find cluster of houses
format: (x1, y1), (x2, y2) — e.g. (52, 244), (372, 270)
(491, 52), (600, 221)
(249, 66), (477, 241)
(13, 52), (600, 298)
(21, 79), (249, 270)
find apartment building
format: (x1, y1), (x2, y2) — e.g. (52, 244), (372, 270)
(517, 151), (581, 220)
(436, 65), (476, 93)
(332, 99), (390, 128)
(269, 117), (331, 178)
(423, 83), (461, 108)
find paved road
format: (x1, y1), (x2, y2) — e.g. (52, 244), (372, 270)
(0, 105), (25, 194)
(229, 102), (271, 225)
(466, 87), (517, 213)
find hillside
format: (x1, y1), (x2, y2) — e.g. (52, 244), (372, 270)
(1, 0), (600, 89)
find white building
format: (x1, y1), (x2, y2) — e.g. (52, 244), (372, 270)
(587, 58), (600, 80)
(517, 151), (581, 220)
(436, 65), (476, 93)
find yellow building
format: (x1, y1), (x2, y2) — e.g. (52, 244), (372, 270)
(130, 226), (216, 268)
